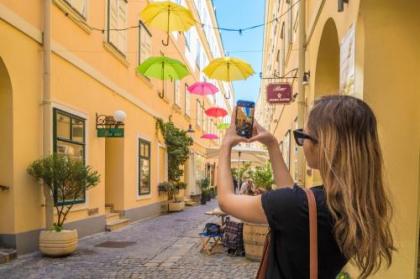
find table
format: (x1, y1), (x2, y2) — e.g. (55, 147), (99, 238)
(205, 208), (228, 226)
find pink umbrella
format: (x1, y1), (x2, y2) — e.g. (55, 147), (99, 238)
(201, 133), (219, 140)
(205, 107), (228, 118)
(187, 82), (219, 96)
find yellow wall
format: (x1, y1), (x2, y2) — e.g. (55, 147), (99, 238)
(260, 0), (420, 277)
(0, 57), (14, 234)
(0, 19), (44, 234)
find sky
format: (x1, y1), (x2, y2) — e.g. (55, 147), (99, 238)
(212, 0), (265, 103)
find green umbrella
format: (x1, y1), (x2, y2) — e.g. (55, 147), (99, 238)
(217, 123), (230, 130)
(137, 56), (190, 98)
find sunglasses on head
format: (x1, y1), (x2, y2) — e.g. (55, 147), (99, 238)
(293, 129), (318, 146)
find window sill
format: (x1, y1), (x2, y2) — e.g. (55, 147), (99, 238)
(159, 95), (170, 104)
(135, 71), (154, 89)
(53, 0), (92, 34)
(172, 104), (182, 113)
(103, 42), (130, 68)
(136, 194), (152, 201)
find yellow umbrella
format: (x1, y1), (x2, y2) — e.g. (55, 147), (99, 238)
(140, 1), (196, 46)
(203, 57), (255, 99)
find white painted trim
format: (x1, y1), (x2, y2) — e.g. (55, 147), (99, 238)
(50, 102), (90, 209)
(136, 134), (152, 200)
(157, 143), (168, 185)
(0, 3), (43, 43)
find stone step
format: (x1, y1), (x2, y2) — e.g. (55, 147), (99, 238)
(106, 212), (120, 222)
(0, 248), (17, 264)
(106, 218), (130, 232)
(105, 206), (113, 214)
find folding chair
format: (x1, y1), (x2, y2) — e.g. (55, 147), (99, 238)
(199, 231), (224, 255)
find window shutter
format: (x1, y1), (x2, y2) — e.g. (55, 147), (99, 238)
(118, 1), (128, 53)
(109, 0), (119, 48)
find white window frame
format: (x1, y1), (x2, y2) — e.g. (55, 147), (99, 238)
(64, 0), (88, 18)
(107, 0), (128, 55)
(138, 21), (152, 65)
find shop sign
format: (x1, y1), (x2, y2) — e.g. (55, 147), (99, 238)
(97, 128), (124, 138)
(266, 83), (292, 104)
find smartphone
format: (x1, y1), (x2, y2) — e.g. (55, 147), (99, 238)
(235, 100), (255, 139)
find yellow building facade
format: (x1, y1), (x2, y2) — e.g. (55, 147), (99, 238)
(256, 0), (420, 278)
(0, 0), (234, 254)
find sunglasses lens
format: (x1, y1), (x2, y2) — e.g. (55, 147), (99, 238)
(297, 137), (304, 146)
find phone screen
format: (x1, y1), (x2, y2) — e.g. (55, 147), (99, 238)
(236, 101), (255, 138)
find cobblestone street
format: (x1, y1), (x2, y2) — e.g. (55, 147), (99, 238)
(0, 201), (259, 279)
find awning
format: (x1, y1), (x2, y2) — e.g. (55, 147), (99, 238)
(206, 145), (269, 166)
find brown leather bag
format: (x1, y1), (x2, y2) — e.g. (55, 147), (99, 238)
(256, 187), (318, 279)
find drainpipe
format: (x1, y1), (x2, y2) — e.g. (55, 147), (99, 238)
(43, 0), (53, 228)
(297, 0), (307, 186)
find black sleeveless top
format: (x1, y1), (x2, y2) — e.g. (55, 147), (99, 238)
(261, 185), (347, 279)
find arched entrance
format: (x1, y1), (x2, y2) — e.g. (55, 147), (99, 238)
(0, 57), (14, 246)
(310, 18), (340, 186)
(314, 18), (340, 97)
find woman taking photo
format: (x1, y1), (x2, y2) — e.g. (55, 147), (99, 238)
(217, 95), (395, 279)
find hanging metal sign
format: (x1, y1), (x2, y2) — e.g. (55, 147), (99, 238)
(266, 83), (292, 104)
(96, 114), (125, 138)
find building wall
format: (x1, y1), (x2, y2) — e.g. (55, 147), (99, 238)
(258, 0), (420, 277)
(0, 0), (233, 253)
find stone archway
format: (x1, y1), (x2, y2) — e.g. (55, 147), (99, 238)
(314, 18), (340, 97)
(0, 57), (14, 247)
(310, 18), (340, 186)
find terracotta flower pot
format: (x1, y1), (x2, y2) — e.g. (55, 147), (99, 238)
(39, 229), (78, 257)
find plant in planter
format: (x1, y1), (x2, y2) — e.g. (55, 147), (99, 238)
(156, 118), (193, 212)
(198, 177), (210, 204)
(27, 154), (100, 256)
(242, 163), (274, 261)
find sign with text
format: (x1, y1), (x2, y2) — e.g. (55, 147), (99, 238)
(266, 83), (292, 104)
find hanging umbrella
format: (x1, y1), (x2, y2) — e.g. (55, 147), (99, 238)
(137, 56), (189, 98)
(201, 133), (219, 140)
(203, 57), (254, 99)
(217, 123), (230, 130)
(205, 107), (228, 118)
(187, 81), (219, 96)
(140, 1), (196, 46)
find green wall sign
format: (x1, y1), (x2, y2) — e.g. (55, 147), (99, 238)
(97, 128), (124, 138)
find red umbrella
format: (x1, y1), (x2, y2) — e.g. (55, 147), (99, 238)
(205, 107), (228, 118)
(201, 133), (219, 140)
(187, 82), (219, 96)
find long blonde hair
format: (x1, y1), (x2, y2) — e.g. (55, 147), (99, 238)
(307, 95), (395, 278)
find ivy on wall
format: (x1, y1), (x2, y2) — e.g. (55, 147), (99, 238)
(156, 117), (193, 183)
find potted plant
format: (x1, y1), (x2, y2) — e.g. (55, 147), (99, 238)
(198, 177), (210, 204)
(242, 163), (274, 261)
(27, 154), (100, 257)
(158, 181), (187, 212)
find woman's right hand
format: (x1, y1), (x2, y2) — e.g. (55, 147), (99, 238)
(249, 121), (278, 147)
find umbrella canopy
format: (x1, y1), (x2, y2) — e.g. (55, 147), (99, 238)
(137, 56), (189, 98)
(187, 82), (219, 96)
(140, 1), (196, 46)
(205, 107), (228, 118)
(203, 57), (255, 82)
(201, 133), (219, 140)
(137, 56), (189, 80)
(217, 123), (230, 130)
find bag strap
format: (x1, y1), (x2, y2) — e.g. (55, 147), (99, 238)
(256, 230), (270, 279)
(303, 187), (318, 279)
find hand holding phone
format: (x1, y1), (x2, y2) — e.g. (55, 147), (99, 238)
(235, 100), (255, 139)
